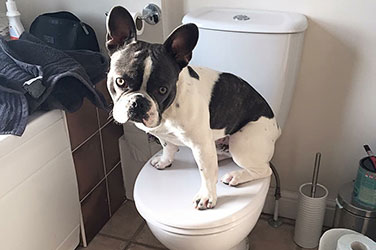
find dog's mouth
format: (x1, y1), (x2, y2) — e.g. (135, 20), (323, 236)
(141, 95), (161, 128)
(128, 97), (160, 128)
(141, 109), (160, 128)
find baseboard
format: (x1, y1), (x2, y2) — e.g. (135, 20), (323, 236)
(262, 187), (336, 227)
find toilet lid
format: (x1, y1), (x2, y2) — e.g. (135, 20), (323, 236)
(134, 147), (270, 234)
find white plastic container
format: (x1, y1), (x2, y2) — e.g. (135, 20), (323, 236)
(119, 123), (161, 200)
(6, 0), (24, 39)
(294, 183), (328, 248)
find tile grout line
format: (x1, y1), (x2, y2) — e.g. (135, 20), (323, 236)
(128, 222), (168, 250)
(99, 115), (115, 130)
(97, 200), (167, 250)
(79, 160), (121, 203)
(79, 175), (107, 203)
(71, 130), (99, 153)
(126, 242), (167, 250)
(130, 221), (147, 242)
(85, 162), (120, 204)
(97, 108), (113, 217)
(70, 113), (114, 165)
(127, 201), (168, 249)
(96, 203), (146, 244)
(123, 241), (133, 250)
(120, 221), (147, 250)
(99, 232), (132, 242)
(94, 232), (133, 250)
(106, 160), (122, 177)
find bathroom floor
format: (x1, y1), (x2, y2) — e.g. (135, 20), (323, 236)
(77, 200), (318, 250)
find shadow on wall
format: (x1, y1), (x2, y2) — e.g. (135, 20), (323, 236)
(273, 18), (358, 198)
(16, 0), (164, 52)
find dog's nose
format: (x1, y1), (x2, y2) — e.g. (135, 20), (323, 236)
(128, 96), (151, 122)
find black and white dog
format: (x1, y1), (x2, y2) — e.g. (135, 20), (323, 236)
(106, 6), (281, 210)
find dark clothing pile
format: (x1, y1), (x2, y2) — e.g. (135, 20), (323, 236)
(0, 32), (109, 136)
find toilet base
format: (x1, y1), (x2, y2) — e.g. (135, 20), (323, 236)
(229, 237), (249, 250)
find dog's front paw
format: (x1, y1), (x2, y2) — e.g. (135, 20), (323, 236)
(150, 155), (172, 170)
(193, 190), (217, 210)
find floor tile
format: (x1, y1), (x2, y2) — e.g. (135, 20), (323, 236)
(249, 218), (318, 250)
(100, 201), (144, 240)
(126, 243), (159, 250)
(76, 235), (128, 250)
(81, 181), (110, 243)
(133, 223), (166, 249)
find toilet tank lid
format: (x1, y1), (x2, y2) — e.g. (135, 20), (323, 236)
(182, 7), (308, 34)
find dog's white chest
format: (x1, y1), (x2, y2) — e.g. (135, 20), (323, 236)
(135, 120), (186, 146)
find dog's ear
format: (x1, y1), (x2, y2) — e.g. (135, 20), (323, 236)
(106, 6), (137, 55)
(163, 23), (199, 69)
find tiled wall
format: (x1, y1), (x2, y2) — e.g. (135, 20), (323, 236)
(65, 79), (125, 243)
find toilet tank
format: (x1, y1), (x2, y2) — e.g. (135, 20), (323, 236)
(183, 8), (308, 127)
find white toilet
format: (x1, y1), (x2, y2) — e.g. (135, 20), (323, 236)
(134, 8), (307, 250)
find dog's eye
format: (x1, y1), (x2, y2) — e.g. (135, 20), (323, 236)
(115, 77), (125, 87)
(159, 86), (168, 95)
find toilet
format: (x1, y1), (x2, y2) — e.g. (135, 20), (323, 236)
(133, 8), (307, 250)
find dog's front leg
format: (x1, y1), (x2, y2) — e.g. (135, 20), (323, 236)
(150, 139), (178, 169)
(191, 142), (218, 210)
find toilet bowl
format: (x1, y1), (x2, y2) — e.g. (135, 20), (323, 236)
(134, 147), (270, 250)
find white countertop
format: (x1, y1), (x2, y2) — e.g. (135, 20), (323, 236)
(0, 110), (64, 158)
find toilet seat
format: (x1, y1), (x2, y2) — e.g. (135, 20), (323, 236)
(134, 147), (271, 236)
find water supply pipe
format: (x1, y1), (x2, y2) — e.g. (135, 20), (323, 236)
(268, 162), (283, 227)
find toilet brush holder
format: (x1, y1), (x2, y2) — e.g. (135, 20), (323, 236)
(294, 182), (328, 248)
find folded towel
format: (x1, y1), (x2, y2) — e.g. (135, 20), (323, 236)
(0, 75), (29, 136)
(0, 32), (108, 136)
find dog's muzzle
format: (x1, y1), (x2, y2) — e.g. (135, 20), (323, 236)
(112, 92), (160, 128)
(128, 96), (152, 123)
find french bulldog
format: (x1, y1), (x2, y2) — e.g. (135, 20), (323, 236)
(106, 6), (281, 210)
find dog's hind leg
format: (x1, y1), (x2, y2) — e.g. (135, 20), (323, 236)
(221, 117), (280, 186)
(215, 136), (232, 162)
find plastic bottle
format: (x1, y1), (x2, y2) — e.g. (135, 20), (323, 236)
(6, 0), (24, 40)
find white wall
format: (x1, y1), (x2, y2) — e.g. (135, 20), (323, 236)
(0, 1), (6, 26)
(0, 0), (5, 13)
(161, 0), (376, 202)
(14, 0), (164, 51)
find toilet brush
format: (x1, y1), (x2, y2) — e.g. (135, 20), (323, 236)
(294, 152), (328, 248)
(311, 152), (321, 198)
